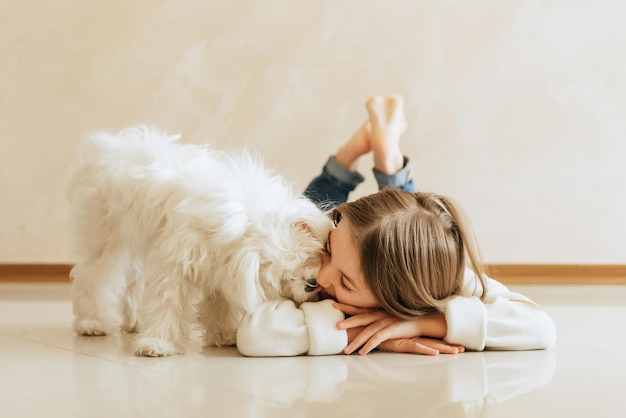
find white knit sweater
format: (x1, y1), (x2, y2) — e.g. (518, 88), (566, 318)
(236, 268), (556, 356)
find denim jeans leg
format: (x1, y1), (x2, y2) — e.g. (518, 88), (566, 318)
(372, 156), (416, 192)
(304, 156), (365, 210)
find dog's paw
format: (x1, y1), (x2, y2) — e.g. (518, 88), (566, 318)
(74, 318), (115, 336)
(121, 322), (139, 334)
(203, 331), (236, 347)
(135, 338), (179, 357)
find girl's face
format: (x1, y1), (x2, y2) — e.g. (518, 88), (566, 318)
(316, 218), (379, 308)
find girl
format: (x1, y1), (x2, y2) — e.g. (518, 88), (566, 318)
(237, 95), (556, 356)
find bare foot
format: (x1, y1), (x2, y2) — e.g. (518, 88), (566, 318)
(366, 95), (406, 174)
(335, 121), (372, 171)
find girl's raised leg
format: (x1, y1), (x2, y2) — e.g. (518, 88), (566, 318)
(334, 121), (371, 171)
(365, 95), (407, 174)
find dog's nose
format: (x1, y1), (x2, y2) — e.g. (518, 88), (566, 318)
(304, 278), (317, 292)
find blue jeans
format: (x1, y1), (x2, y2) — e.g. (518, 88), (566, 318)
(304, 156), (416, 209)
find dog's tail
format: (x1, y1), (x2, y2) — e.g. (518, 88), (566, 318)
(77, 125), (180, 163)
(67, 126), (181, 201)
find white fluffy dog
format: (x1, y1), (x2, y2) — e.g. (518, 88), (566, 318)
(68, 126), (331, 357)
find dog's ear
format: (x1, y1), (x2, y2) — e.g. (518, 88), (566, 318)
(226, 249), (262, 313)
(293, 220), (328, 243)
(294, 221), (310, 232)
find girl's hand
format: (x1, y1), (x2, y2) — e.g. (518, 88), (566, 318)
(377, 337), (465, 355)
(333, 302), (462, 355)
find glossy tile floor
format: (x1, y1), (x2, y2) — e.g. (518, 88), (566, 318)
(1, 283), (625, 418)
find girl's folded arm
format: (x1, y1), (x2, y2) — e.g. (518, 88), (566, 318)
(443, 271), (557, 351)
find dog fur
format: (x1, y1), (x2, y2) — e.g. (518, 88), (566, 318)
(68, 126), (331, 357)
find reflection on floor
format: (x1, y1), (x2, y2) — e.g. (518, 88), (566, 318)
(1, 283), (625, 417)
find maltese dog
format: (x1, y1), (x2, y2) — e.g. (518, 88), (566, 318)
(67, 126), (331, 357)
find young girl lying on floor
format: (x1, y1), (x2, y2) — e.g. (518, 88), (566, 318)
(237, 95), (556, 356)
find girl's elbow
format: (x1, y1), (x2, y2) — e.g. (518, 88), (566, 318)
(535, 312), (557, 349)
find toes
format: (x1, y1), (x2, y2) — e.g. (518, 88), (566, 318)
(366, 95), (405, 129)
(366, 96), (385, 128)
(386, 94), (404, 119)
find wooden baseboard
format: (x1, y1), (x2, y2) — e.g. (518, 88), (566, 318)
(0, 264), (73, 283)
(1, 263), (625, 285)
(486, 264), (626, 285)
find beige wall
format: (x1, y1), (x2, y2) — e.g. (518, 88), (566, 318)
(1, 0), (625, 264)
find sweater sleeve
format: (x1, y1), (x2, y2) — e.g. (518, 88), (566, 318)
(442, 268), (557, 351)
(236, 298), (347, 357)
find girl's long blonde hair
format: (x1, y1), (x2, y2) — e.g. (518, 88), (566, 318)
(333, 188), (486, 319)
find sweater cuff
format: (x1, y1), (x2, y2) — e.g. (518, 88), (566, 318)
(443, 296), (487, 351)
(301, 300), (347, 355)
(236, 299), (309, 357)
